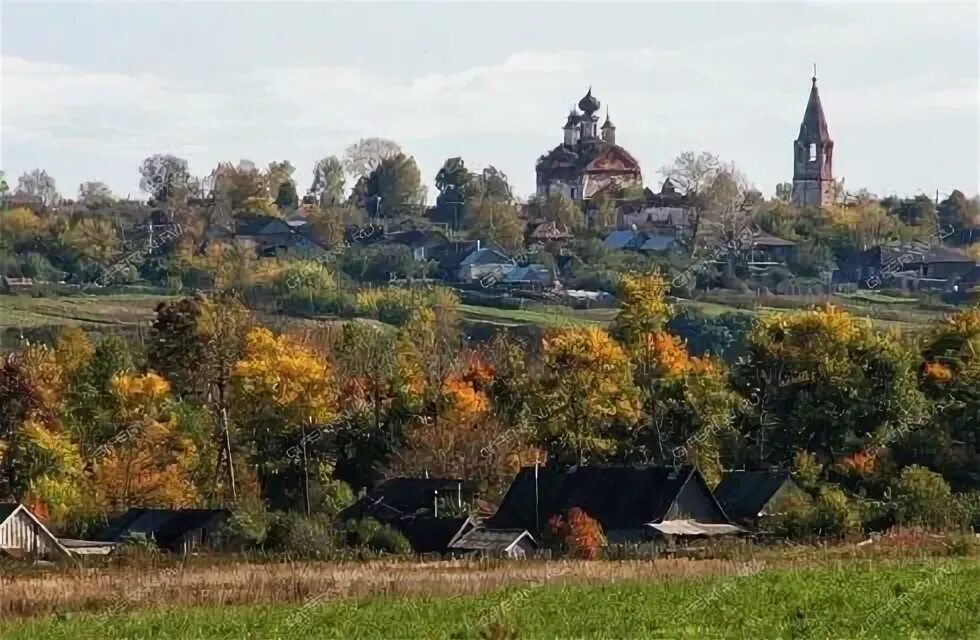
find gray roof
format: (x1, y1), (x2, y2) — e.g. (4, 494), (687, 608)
(639, 235), (677, 252)
(604, 230), (641, 250)
(449, 528), (535, 551)
(459, 247), (512, 267)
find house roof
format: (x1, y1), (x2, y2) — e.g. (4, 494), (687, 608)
(459, 247), (512, 267)
(714, 470), (795, 521)
(449, 528), (536, 552)
(873, 244), (974, 266)
(639, 235), (676, 252)
(503, 265), (552, 284)
(0, 503), (72, 559)
(487, 465), (724, 533)
(536, 139), (640, 175)
(336, 477), (473, 523)
(603, 230), (642, 250)
(393, 515), (470, 554)
(646, 520), (743, 536)
(234, 215), (292, 236)
(103, 508), (229, 547)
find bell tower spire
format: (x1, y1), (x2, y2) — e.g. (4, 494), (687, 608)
(792, 68), (834, 208)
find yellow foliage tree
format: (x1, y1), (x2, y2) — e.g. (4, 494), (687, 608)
(611, 273), (673, 345)
(540, 326), (639, 464)
(94, 372), (198, 509)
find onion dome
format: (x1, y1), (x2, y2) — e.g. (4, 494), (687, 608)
(578, 87), (600, 114)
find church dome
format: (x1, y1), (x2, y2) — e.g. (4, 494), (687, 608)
(578, 88), (600, 114)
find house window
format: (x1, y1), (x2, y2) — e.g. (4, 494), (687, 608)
(570, 186), (578, 199)
(808, 143), (817, 162)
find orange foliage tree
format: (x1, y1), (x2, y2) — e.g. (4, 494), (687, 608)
(548, 507), (606, 559)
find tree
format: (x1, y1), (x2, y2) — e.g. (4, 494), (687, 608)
(538, 327), (639, 464)
(94, 372), (199, 509)
(435, 157), (472, 206)
(343, 137), (402, 179)
(233, 327), (338, 514)
(139, 154), (192, 204)
(731, 305), (929, 470)
(610, 273), (672, 345)
(548, 507), (606, 559)
(464, 194), (524, 251)
(529, 193), (584, 230)
(938, 190), (980, 237)
(774, 182), (793, 202)
(15, 169), (60, 207)
(882, 195), (937, 228)
(362, 153), (423, 216)
(310, 156), (346, 206)
(891, 465), (954, 528)
(77, 181), (114, 208)
(205, 160), (270, 213)
(274, 180), (299, 210)
(264, 160), (295, 197)
(659, 151), (723, 200)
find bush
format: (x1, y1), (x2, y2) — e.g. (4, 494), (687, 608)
(812, 487), (861, 537)
(220, 496), (272, 550)
(548, 507), (606, 559)
(265, 512), (339, 559)
(366, 523), (412, 554)
(892, 465), (954, 528)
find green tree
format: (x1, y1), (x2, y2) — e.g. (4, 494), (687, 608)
(530, 193), (584, 230)
(139, 154), (191, 203)
(435, 157), (473, 206)
(363, 153), (423, 216)
(891, 465), (954, 528)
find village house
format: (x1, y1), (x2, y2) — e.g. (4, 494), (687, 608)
(0, 503), (72, 562)
(336, 477), (477, 554)
(478, 465), (740, 547)
(102, 508), (230, 553)
(714, 470), (810, 528)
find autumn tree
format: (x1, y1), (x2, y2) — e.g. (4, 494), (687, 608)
(548, 507), (606, 559)
(610, 273), (672, 345)
(361, 152), (423, 216)
(94, 372), (199, 509)
(538, 327), (639, 465)
(914, 306), (980, 487)
(233, 327), (338, 514)
(148, 293), (253, 501)
(731, 305), (929, 471)
(529, 193), (584, 230)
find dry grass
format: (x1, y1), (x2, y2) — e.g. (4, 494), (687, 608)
(0, 557), (761, 619)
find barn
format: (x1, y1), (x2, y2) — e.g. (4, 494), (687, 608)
(0, 503), (71, 561)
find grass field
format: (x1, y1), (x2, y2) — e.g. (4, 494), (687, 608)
(0, 288), (956, 350)
(2, 559), (977, 639)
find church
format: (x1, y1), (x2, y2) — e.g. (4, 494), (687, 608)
(535, 88), (643, 201)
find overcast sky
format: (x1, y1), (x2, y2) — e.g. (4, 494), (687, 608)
(2, 2), (978, 202)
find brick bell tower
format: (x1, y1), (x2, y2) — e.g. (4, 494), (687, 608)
(792, 67), (835, 208)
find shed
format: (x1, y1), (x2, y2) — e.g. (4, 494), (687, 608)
(449, 527), (538, 558)
(0, 503), (71, 561)
(714, 470), (809, 524)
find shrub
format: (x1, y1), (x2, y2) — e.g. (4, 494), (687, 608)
(220, 496), (271, 550)
(366, 523), (412, 555)
(812, 487), (861, 537)
(265, 512), (339, 559)
(892, 465), (954, 528)
(548, 507), (606, 559)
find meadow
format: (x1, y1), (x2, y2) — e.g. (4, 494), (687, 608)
(1, 558), (977, 639)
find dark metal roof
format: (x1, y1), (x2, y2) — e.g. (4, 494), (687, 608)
(0, 503), (21, 525)
(578, 88), (600, 114)
(799, 77), (831, 142)
(336, 477), (473, 523)
(103, 508), (229, 547)
(714, 470), (795, 521)
(487, 465), (726, 533)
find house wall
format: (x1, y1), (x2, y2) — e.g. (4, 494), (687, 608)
(0, 511), (57, 558)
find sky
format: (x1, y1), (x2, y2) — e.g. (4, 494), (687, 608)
(2, 2), (978, 203)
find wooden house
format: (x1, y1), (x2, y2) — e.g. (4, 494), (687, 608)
(448, 525), (537, 559)
(336, 477), (476, 554)
(102, 508), (230, 553)
(485, 465), (740, 545)
(714, 470), (810, 527)
(0, 503), (71, 561)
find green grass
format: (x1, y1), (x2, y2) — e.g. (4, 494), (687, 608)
(4, 560), (978, 640)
